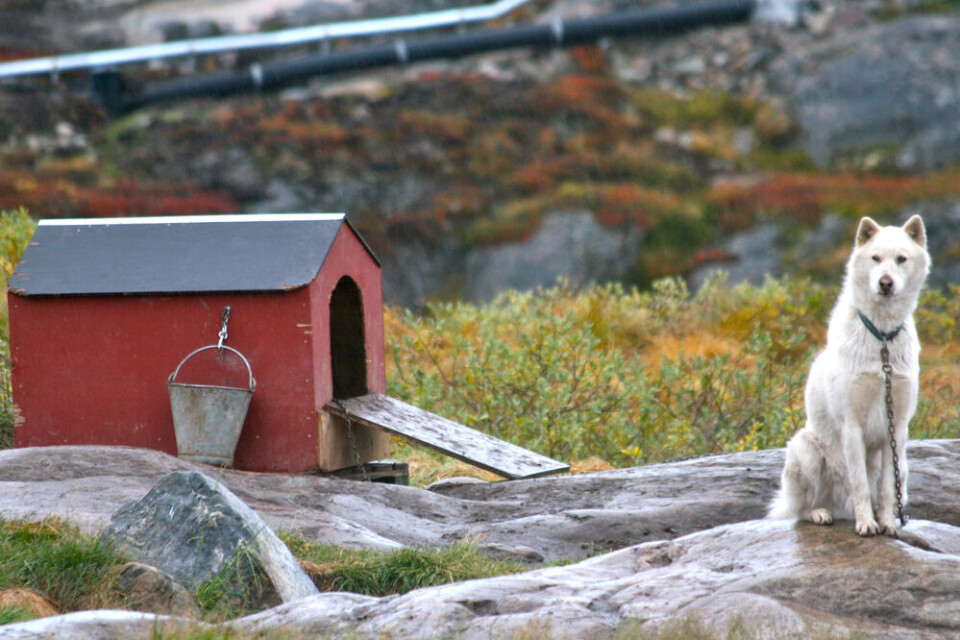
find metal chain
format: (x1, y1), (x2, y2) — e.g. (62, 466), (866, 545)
(334, 399), (370, 482)
(880, 341), (907, 526)
(217, 306), (232, 360)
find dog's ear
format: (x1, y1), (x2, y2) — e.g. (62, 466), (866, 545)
(902, 215), (927, 248)
(856, 217), (880, 247)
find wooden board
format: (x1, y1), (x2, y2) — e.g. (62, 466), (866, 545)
(317, 411), (391, 472)
(324, 393), (569, 480)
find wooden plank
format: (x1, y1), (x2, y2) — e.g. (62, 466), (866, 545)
(324, 393), (569, 480)
(317, 411), (391, 472)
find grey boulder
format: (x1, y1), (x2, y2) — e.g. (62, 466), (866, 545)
(102, 470), (317, 604)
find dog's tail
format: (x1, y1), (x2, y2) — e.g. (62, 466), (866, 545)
(766, 488), (797, 520)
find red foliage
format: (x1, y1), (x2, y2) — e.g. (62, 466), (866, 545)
(691, 247), (732, 267)
(415, 70), (447, 83)
(397, 111), (468, 144)
(547, 75), (622, 106)
(537, 75), (629, 134)
(0, 171), (237, 219)
(431, 186), (488, 221)
(594, 184), (682, 230)
(568, 46), (608, 74)
(511, 161), (557, 193)
(707, 172), (943, 230)
(709, 175), (824, 227)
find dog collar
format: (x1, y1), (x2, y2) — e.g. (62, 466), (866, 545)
(857, 310), (904, 342)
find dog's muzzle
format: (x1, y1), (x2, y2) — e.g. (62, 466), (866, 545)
(878, 275), (894, 297)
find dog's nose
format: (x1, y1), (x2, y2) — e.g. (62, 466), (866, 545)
(879, 275), (894, 295)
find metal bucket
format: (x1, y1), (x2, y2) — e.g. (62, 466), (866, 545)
(167, 345), (256, 467)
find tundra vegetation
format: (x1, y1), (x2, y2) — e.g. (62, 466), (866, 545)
(2, 60), (960, 636)
(1, 197), (959, 635)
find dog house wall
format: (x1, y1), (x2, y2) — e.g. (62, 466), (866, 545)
(8, 214), (386, 472)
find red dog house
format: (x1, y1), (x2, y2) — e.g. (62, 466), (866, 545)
(9, 213), (390, 472)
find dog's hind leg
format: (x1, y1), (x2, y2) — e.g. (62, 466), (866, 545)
(804, 507), (834, 525)
(769, 431), (833, 524)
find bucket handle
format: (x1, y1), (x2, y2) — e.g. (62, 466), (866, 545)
(168, 345), (256, 392)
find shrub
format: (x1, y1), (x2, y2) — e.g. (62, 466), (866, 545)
(0, 207), (35, 282)
(388, 284), (643, 462)
(0, 208), (34, 447)
(387, 278), (812, 466)
(386, 275), (960, 470)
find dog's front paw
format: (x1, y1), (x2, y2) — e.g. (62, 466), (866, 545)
(878, 516), (898, 537)
(855, 518), (882, 537)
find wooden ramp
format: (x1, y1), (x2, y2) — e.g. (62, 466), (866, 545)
(324, 393), (570, 480)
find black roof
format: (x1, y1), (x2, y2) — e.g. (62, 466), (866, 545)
(10, 214), (379, 296)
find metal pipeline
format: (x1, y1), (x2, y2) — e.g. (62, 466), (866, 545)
(0, 0), (536, 79)
(110, 0), (756, 114)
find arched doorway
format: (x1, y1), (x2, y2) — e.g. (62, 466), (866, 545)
(329, 276), (368, 399)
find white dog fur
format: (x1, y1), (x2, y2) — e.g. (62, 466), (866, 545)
(769, 215), (930, 536)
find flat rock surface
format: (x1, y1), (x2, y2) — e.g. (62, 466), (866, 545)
(6, 520), (960, 639)
(2, 441), (960, 639)
(231, 518), (960, 640)
(1, 441), (959, 563)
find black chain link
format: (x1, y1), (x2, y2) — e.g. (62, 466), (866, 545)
(880, 342), (907, 527)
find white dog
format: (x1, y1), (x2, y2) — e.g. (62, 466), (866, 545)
(769, 215), (929, 536)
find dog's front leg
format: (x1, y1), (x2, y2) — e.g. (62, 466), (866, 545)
(878, 377), (914, 535)
(841, 422), (881, 536)
(877, 421), (910, 536)
(876, 443), (898, 535)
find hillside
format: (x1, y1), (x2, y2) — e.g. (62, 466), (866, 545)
(4, 0), (960, 306)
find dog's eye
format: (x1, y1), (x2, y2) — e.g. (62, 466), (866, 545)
(872, 255), (881, 263)
(897, 256), (907, 264)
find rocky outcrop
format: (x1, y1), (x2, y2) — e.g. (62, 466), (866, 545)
(689, 222), (780, 288)
(231, 519), (960, 640)
(384, 211), (646, 306)
(771, 14), (960, 171)
(2, 441), (959, 564)
(103, 470), (318, 604)
(462, 211), (645, 302)
(1, 441), (960, 638)
(6, 520), (960, 639)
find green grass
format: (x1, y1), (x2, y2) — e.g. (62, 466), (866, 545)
(193, 545), (278, 620)
(0, 519), (127, 612)
(0, 519), (527, 628)
(282, 535), (525, 596)
(0, 607), (35, 625)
